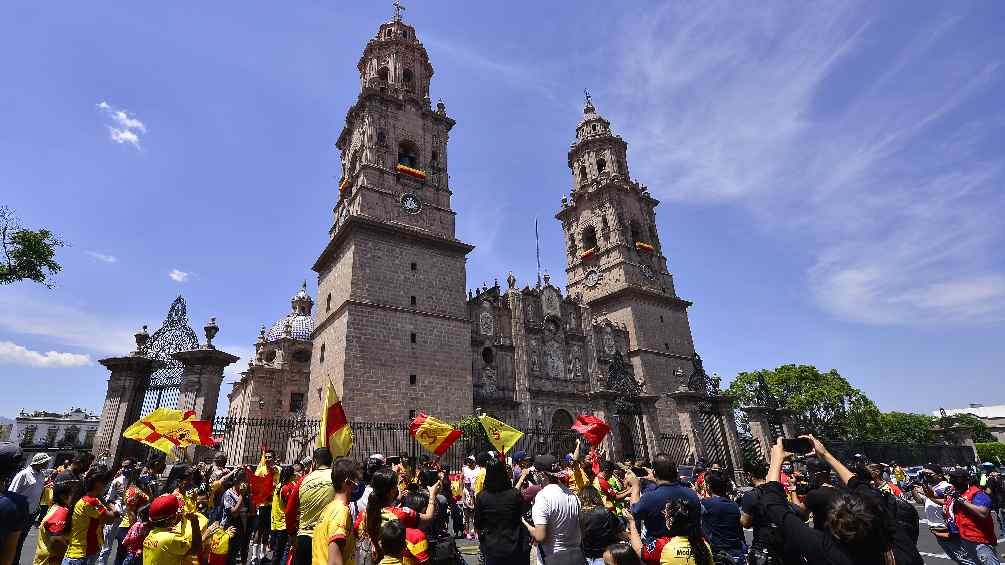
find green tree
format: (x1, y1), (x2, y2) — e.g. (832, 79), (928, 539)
(727, 364), (882, 441)
(0, 206), (66, 288)
(877, 411), (936, 444)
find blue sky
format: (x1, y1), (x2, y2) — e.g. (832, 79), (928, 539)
(2, 1), (1003, 421)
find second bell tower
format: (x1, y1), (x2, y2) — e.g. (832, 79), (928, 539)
(556, 95), (698, 433)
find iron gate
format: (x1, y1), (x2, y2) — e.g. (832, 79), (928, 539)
(140, 297), (199, 414)
(698, 400), (730, 467)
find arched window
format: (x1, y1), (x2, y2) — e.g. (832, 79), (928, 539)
(378, 67), (390, 82)
(431, 150), (438, 163)
(596, 157), (607, 174)
(601, 215), (610, 237)
(398, 140), (418, 168)
(376, 130), (387, 146)
(402, 68), (414, 91)
(482, 347), (494, 365)
(551, 409), (574, 432)
(630, 221), (641, 243)
(326, 293), (332, 312)
(582, 226), (598, 250)
(319, 343), (326, 363)
(578, 164), (587, 183)
(592, 124), (599, 132)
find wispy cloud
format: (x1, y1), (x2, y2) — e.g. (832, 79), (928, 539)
(611, 1), (1005, 325)
(423, 35), (557, 99)
(168, 269), (189, 283)
(0, 294), (136, 355)
(85, 250), (117, 264)
(0, 341), (91, 368)
(96, 101), (146, 149)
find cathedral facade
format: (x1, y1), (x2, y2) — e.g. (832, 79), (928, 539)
(215, 8), (742, 466)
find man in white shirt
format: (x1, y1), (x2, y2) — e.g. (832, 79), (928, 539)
(8, 452), (51, 561)
(524, 454), (583, 565)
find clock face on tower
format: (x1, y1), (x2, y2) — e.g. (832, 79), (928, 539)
(639, 264), (655, 280)
(400, 193), (422, 214)
(584, 269), (600, 288)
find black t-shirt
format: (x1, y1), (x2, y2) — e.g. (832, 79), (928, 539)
(804, 486), (837, 530)
(579, 506), (621, 558)
(421, 494), (451, 543)
(474, 488), (527, 558)
(741, 487), (774, 550)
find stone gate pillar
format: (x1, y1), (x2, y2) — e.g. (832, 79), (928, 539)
(668, 390), (704, 464)
(743, 406), (776, 462)
(714, 396), (746, 473)
(173, 317), (239, 461)
(94, 327), (163, 464)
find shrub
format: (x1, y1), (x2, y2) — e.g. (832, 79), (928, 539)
(975, 442), (1005, 463)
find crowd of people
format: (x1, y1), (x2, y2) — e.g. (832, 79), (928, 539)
(1, 436), (1003, 565)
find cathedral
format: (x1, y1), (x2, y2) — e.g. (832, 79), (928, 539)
(223, 7), (741, 464)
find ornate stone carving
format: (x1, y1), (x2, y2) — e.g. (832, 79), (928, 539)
(479, 311), (494, 336)
(568, 345), (583, 379)
(602, 328), (616, 355)
(545, 341), (563, 379)
(529, 337), (541, 374)
(481, 366), (497, 394)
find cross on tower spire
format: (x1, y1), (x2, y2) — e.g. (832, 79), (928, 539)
(393, 0), (406, 22)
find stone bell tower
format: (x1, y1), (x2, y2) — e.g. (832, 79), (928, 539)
(309, 5), (474, 422)
(556, 95), (698, 435)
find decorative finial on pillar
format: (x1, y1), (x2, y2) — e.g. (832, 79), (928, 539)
(204, 317), (219, 349)
(543, 272), (551, 286)
(132, 325), (149, 356)
(393, 0), (406, 22)
(506, 272), (517, 289)
(435, 99), (446, 115)
(257, 324), (266, 343)
(583, 88), (595, 113)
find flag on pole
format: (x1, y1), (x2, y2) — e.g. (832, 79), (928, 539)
(409, 413), (462, 455)
(571, 414), (610, 446)
(122, 407), (214, 456)
(317, 382), (353, 457)
(478, 414), (523, 455)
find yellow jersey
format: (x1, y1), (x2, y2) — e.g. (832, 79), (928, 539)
(297, 469), (335, 536)
(142, 521), (193, 565)
(65, 496), (108, 558)
(33, 505), (69, 565)
(312, 498), (356, 565)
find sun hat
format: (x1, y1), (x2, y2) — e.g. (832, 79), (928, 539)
(31, 453), (53, 466)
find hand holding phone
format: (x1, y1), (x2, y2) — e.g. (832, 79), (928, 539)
(781, 438), (813, 455)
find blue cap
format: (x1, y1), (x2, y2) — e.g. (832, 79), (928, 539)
(512, 450), (528, 462)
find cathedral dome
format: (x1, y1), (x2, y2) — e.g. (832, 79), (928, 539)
(265, 281), (315, 342)
(265, 313), (313, 342)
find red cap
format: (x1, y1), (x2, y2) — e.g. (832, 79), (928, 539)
(149, 494), (180, 522)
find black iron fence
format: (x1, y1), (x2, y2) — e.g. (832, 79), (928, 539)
(212, 417), (580, 470)
(740, 437), (765, 464)
(659, 433), (693, 465)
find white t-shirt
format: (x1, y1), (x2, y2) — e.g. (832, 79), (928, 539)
(9, 466), (44, 514)
(531, 483), (581, 555)
(923, 480), (952, 526)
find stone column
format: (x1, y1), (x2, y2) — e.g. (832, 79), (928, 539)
(742, 407), (776, 461)
(714, 396), (745, 473)
(94, 355), (163, 464)
(668, 390), (704, 464)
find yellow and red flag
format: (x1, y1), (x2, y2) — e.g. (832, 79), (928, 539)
(317, 382), (353, 457)
(409, 413), (462, 455)
(122, 407), (214, 456)
(478, 414), (523, 455)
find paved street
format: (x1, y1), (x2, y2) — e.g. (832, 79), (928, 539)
(16, 508), (1005, 565)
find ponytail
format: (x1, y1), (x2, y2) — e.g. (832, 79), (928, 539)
(365, 468), (398, 561)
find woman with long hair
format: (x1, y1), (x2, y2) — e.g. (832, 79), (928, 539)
(356, 467), (440, 563)
(578, 486), (623, 565)
(474, 458), (528, 565)
(62, 466), (120, 565)
(627, 497), (712, 565)
(602, 543), (642, 565)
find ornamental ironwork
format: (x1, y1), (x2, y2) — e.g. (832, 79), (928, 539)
(140, 296), (199, 414)
(605, 351), (642, 414)
(686, 353), (721, 396)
